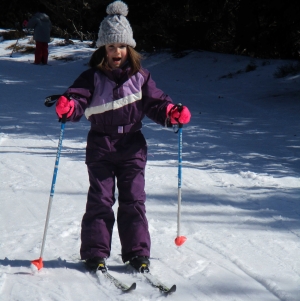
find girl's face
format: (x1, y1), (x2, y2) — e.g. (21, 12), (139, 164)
(105, 43), (128, 69)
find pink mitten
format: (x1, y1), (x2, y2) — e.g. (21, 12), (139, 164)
(55, 96), (74, 118)
(166, 104), (191, 124)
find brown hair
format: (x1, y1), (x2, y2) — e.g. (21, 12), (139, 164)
(89, 46), (142, 76)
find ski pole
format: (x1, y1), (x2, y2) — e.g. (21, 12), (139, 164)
(10, 38), (19, 57)
(31, 114), (67, 271)
(174, 104), (187, 247)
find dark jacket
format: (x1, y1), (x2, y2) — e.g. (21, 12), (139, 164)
(27, 12), (51, 43)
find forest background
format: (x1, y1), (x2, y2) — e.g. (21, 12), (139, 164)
(0, 0), (300, 59)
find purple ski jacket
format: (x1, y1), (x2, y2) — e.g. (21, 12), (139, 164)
(65, 66), (173, 132)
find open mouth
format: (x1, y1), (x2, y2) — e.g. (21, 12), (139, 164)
(113, 57), (121, 62)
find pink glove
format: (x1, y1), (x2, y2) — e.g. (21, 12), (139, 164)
(55, 96), (75, 118)
(166, 104), (191, 124)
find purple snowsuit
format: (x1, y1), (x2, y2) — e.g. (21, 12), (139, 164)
(64, 65), (173, 263)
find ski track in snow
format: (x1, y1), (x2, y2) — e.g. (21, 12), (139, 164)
(195, 237), (294, 301)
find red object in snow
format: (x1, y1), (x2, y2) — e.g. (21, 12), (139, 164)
(175, 236), (187, 246)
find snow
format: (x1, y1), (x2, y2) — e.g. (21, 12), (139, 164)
(0, 32), (300, 301)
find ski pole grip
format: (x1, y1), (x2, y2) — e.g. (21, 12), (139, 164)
(61, 113), (67, 124)
(177, 103), (183, 128)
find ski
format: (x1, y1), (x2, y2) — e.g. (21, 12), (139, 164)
(129, 264), (176, 294)
(95, 264), (136, 292)
(142, 271), (176, 294)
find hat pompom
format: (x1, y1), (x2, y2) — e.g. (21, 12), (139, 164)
(106, 1), (128, 17)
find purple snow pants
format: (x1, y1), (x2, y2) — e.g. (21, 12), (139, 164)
(80, 129), (151, 263)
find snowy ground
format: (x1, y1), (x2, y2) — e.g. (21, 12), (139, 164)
(0, 32), (299, 301)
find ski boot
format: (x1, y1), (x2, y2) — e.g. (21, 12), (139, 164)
(85, 257), (106, 272)
(129, 256), (150, 273)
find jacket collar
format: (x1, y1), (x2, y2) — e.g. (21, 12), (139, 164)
(101, 62), (130, 84)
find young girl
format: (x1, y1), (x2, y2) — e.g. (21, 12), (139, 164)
(55, 0), (191, 272)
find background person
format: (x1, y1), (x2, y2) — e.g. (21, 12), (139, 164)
(27, 11), (51, 65)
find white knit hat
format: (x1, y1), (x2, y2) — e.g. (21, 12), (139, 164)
(96, 1), (136, 48)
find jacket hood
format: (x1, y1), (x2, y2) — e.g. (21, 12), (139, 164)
(35, 12), (50, 22)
